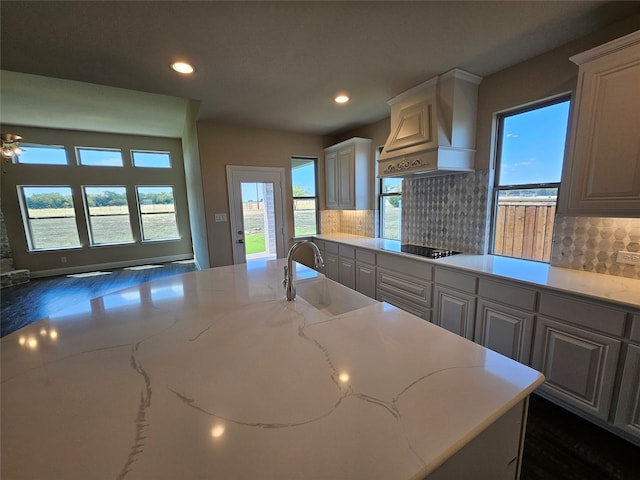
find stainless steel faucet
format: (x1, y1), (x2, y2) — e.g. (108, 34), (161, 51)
(283, 240), (324, 301)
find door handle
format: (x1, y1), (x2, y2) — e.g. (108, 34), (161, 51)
(238, 239), (245, 244)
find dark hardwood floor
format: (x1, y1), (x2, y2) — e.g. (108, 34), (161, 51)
(1, 260), (197, 337)
(1, 261), (638, 478)
(522, 394), (639, 479)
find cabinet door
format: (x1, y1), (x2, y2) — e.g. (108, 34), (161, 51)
(324, 252), (339, 282)
(325, 150), (339, 209)
(433, 286), (476, 340)
(474, 299), (534, 364)
(356, 262), (376, 299)
(532, 316), (621, 420)
(614, 344), (640, 440)
(338, 257), (356, 290)
(337, 145), (355, 209)
(561, 34), (640, 215)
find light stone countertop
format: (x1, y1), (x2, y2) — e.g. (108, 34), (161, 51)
(1, 259), (543, 480)
(313, 234), (640, 309)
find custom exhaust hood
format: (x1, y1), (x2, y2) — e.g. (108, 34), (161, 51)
(378, 69), (482, 178)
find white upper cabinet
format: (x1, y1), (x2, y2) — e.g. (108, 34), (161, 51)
(559, 30), (640, 216)
(324, 137), (372, 210)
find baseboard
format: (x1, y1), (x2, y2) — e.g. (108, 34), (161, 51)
(29, 253), (194, 278)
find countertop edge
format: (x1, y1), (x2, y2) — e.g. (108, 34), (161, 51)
(310, 234), (640, 309)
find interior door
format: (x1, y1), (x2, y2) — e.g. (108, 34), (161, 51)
(226, 165), (287, 264)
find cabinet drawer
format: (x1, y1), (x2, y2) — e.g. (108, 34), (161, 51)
(377, 253), (432, 281)
(478, 278), (537, 311)
(377, 267), (432, 307)
(325, 241), (339, 255)
(435, 267), (477, 293)
(339, 244), (356, 259)
(356, 248), (376, 265)
(539, 293), (627, 336)
(377, 290), (430, 321)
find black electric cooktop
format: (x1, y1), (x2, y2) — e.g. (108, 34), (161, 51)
(399, 244), (461, 259)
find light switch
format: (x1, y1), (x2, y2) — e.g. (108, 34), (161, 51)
(214, 213), (227, 223)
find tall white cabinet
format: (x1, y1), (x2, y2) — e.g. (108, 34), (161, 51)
(324, 137), (372, 210)
(559, 30), (640, 216)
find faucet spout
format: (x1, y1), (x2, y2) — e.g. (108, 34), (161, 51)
(284, 240), (324, 301)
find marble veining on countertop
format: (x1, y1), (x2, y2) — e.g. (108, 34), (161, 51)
(313, 234), (640, 309)
(1, 259), (543, 480)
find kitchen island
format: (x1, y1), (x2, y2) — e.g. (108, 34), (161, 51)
(1, 259), (543, 480)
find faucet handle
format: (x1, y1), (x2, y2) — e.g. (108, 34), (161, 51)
(282, 265), (288, 288)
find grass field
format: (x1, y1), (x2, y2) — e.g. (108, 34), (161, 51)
(26, 206), (179, 249)
(245, 233), (265, 254)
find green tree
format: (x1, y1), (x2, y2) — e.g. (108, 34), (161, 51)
(26, 193), (73, 209)
(387, 195), (401, 208)
(292, 186), (308, 197)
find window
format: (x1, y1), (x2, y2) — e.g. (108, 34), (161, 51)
(380, 177), (402, 240)
(16, 144), (67, 165)
(19, 186), (81, 250)
(136, 186), (179, 241)
(491, 96), (571, 262)
(132, 150), (171, 168)
(291, 157), (319, 236)
(76, 147), (123, 167)
(83, 186), (133, 245)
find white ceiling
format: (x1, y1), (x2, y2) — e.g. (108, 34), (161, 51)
(1, 1), (639, 137)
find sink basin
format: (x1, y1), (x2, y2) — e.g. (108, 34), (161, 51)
(295, 278), (378, 317)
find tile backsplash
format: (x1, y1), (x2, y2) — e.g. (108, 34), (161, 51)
(320, 210), (376, 237)
(551, 215), (640, 279)
(320, 169), (639, 280)
(402, 170), (491, 254)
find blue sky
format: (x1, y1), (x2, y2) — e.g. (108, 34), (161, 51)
(499, 99), (570, 186)
(241, 160), (317, 202)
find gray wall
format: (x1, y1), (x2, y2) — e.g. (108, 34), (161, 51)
(196, 121), (326, 267)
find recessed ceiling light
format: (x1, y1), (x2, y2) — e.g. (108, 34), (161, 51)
(334, 94), (350, 104)
(170, 61), (195, 75)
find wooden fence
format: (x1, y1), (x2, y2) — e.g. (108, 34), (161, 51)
(493, 198), (556, 262)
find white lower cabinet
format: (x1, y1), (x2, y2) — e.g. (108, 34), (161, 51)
(532, 316), (621, 421)
(474, 279), (537, 364)
(337, 245), (356, 289)
(474, 299), (534, 364)
(339, 256), (356, 289)
(355, 249), (376, 299)
(614, 344), (640, 439)
(324, 252), (339, 282)
(433, 268), (477, 340)
(433, 286), (476, 340)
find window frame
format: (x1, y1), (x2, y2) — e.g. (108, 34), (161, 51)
(14, 143), (68, 166)
(379, 177), (402, 240)
(291, 156), (319, 237)
(75, 146), (124, 167)
(82, 185), (135, 246)
(135, 185), (181, 242)
(131, 149), (172, 168)
(18, 185), (82, 251)
(489, 94), (571, 262)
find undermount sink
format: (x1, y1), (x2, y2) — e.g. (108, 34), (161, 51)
(295, 277), (378, 317)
